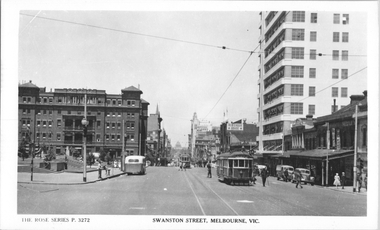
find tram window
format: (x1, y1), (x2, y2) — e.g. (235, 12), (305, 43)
(239, 160), (244, 167)
(233, 160), (238, 167)
(229, 160), (233, 168)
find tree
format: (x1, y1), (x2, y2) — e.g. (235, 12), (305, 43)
(44, 146), (56, 161)
(18, 139), (29, 161)
(87, 153), (95, 167)
(99, 148), (107, 162)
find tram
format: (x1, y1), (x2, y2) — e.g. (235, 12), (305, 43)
(179, 153), (191, 169)
(216, 151), (254, 185)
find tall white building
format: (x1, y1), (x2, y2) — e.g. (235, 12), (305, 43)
(256, 11), (367, 154)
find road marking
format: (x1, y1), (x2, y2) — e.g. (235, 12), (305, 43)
(129, 207), (145, 210)
(183, 172), (206, 216)
(237, 200), (254, 203)
(207, 185), (239, 216)
(164, 188), (167, 191)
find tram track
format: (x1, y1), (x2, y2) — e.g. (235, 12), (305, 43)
(233, 181), (323, 216)
(182, 169), (240, 216)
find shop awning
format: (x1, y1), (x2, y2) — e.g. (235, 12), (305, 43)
(286, 149), (354, 160)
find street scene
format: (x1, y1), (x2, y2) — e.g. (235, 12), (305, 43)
(1, 2), (378, 230)
(18, 163), (367, 216)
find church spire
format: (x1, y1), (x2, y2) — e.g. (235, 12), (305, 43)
(156, 104), (160, 115)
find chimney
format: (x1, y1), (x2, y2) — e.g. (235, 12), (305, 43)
(350, 94), (365, 105)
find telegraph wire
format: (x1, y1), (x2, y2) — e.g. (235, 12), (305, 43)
(203, 52), (254, 120)
(19, 13), (253, 54)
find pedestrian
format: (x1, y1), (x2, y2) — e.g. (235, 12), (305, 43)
(179, 162), (183, 171)
(357, 172), (363, 192)
(97, 160), (102, 179)
(294, 169), (303, 189)
(333, 173), (341, 188)
(261, 167), (267, 187)
(284, 168), (289, 182)
(341, 172), (346, 189)
(207, 161), (212, 178)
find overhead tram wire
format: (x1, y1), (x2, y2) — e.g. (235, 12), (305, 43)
(19, 13), (253, 54)
(203, 51), (254, 120)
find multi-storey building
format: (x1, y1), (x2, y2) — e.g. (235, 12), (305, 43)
(256, 11), (367, 155)
(18, 81), (149, 161)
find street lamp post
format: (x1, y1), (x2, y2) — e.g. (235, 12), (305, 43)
(82, 93), (89, 182)
(30, 142), (35, 181)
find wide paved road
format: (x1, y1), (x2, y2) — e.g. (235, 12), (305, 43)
(18, 166), (366, 216)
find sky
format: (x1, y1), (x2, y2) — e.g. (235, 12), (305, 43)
(18, 10), (260, 147)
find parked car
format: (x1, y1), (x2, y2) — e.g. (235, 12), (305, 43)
(292, 168), (315, 185)
(276, 165), (294, 182)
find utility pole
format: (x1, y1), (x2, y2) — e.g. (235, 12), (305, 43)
(326, 122), (330, 186)
(353, 104), (358, 192)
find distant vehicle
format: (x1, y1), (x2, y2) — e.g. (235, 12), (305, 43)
(292, 168), (315, 185)
(276, 165), (294, 182)
(216, 151), (254, 186)
(179, 154), (191, 169)
(125, 155), (146, 175)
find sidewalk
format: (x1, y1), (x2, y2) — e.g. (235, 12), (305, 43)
(18, 167), (127, 185)
(322, 185), (367, 196)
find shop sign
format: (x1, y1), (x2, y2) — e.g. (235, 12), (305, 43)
(227, 123), (243, 131)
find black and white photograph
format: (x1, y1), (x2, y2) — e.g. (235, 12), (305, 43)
(1, 0), (379, 229)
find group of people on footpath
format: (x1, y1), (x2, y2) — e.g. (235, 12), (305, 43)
(97, 159), (111, 179)
(333, 171), (367, 192)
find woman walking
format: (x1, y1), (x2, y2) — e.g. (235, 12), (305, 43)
(333, 173), (341, 188)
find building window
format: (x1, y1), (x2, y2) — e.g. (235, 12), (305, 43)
(97, 120), (101, 129)
(118, 100), (122, 106)
(309, 86), (316, 96)
(291, 66), (304, 78)
(57, 133), (61, 141)
(43, 120), (47, 127)
(107, 99), (111, 105)
(332, 87), (338, 97)
(112, 100), (116, 105)
(106, 122), (110, 129)
(111, 134), (115, 141)
(310, 49), (317, 60)
(112, 112), (116, 117)
(342, 32), (349, 42)
(42, 132), (46, 139)
(106, 134), (110, 141)
(331, 105), (338, 113)
(308, 105), (315, 115)
(57, 119), (61, 127)
(117, 122), (121, 129)
(291, 103), (303, 114)
(112, 122), (116, 129)
(342, 50), (348, 61)
(309, 68), (316, 78)
(107, 112), (110, 117)
(333, 32), (339, 42)
(48, 120), (52, 127)
(292, 11), (305, 22)
(118, 112), (121, 117)
(96, 134), (101, 142)
(67, 110), (71, 115)
(311, 13), (317, 23)
(342, 14), (349, 24)
(332, 69), (339, 79)
(332, 50), (339, 60)
(362, 125), (367, 147)
(310, 31), (317, 42)
(37, 110), (41, 115)
(49, 97), (53, 103)
(57, 110), (61, 115)
(23, 97), (27, 103)
(333, 14), (340, 24)
(291, 47), (304, 59)
(291, 84), (304, 96)
(97, 111), (101, 115)
(341, 69), (348, 79)
(292, 29), (305, 40)
(131, 123), (135, 130)
(117, 134), (121, 141)
(341, 87), (348, 97)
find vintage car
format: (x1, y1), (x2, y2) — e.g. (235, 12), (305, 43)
(292, 168), (315, 185)
(276, 165), (294, 182)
